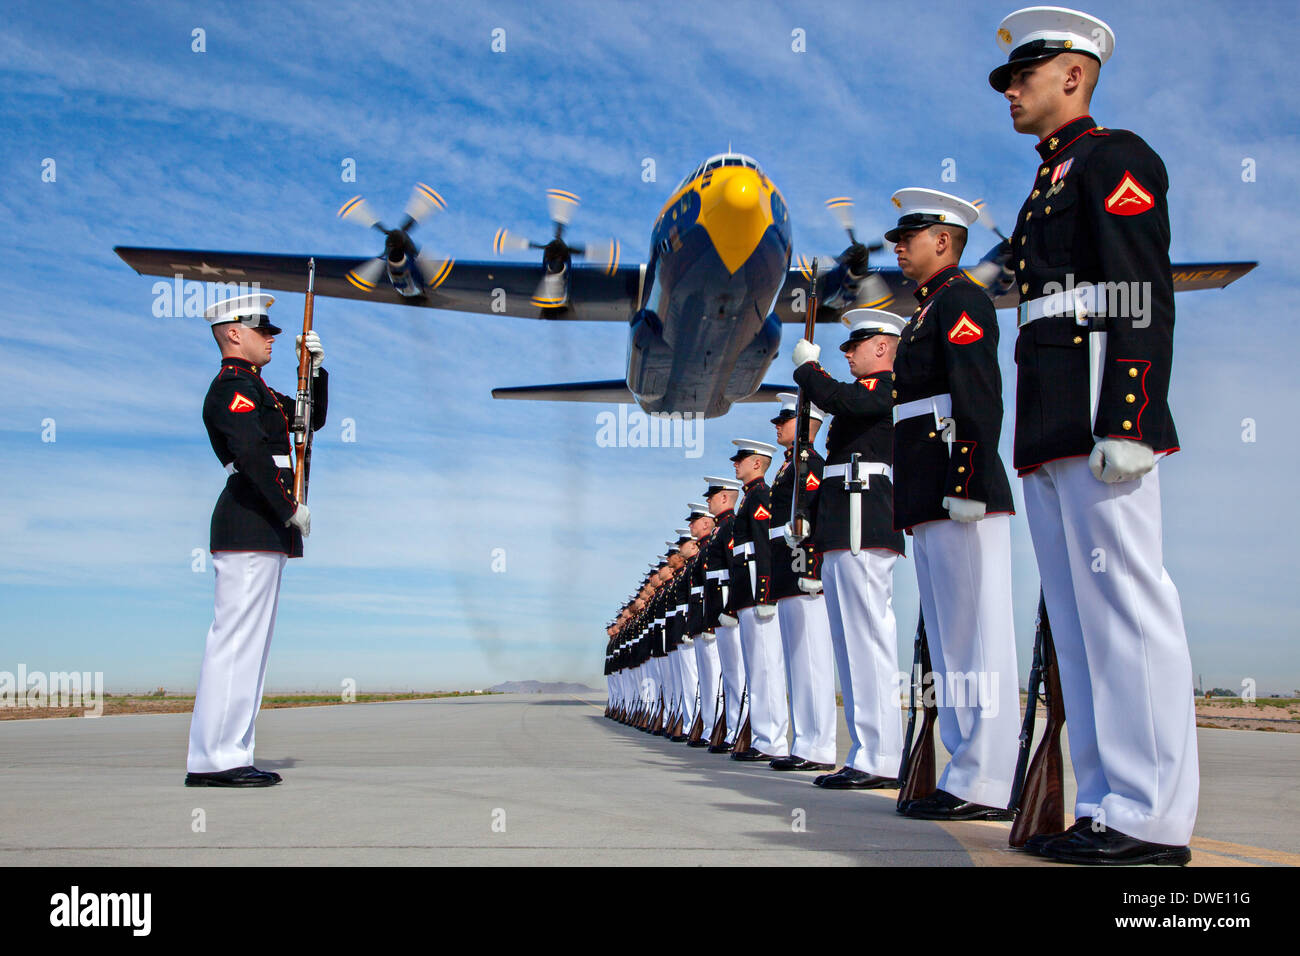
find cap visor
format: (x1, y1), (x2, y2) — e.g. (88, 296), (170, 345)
(989, 52), (1059, 92)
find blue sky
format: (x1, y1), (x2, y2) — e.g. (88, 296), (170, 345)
(1, 0), (1296, 694)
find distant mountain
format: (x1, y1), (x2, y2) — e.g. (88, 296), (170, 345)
(488, 680), (596, 695)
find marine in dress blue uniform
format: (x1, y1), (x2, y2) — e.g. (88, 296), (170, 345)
(186, 293), (327, 786)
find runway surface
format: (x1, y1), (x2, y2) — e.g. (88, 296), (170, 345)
(1, 693), (1295, 866)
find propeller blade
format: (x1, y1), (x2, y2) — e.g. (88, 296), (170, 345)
(337, 195), (382, 230)
(972, 198), (1008, 241)
(795, 253), (838, 283)
(493, 228), (531, 255)
(344, 256), (386, 293)
(415, 250), (454, 290)
(825, 196), (856, 235)
(531, 269), (569, 309)
(856, 272), (895, 309)
(582, 238), (622, 275)
(404, 182), (447, 226)
(546, 188), (580, 227)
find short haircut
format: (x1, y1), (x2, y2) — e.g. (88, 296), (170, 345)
(929, 223), (967, 258)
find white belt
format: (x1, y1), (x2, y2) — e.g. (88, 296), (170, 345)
(676, 604), (688, 614)
(706, 570), (728, 581)
(768, 526), (787, 540)
(224, 454), (292, 476)
(690, 586), (704, 596)
(893, 393), (952, 425)
(823, 461), (892, 482)
(1017, 284), (1108, 328)
(732, 541), (755, 557)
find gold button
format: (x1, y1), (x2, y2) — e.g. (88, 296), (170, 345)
(960, 447), (968, 454)
(891, 389), (898, 398)
(1031, 190), (1040, 199)
(1121, 421), (1132, 431)
(1128, 367), (1138, 378)
(928, 431), (936, 438)
(1125, 393), (1136, 404)
(954, 485), (963, 493)
(1044, 205), (1052, 214)
(1019, 259), (1026, 269)
(1026, 211), (1032, 220)
(957, 466), (966, 473)
(1072, 335), (1082, 345)
(1021, 283), (1029, 293)
(1020, 235), (1026, 246)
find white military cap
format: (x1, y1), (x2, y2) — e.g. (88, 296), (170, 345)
(686, 502), (712, 520)
(989, 6), (1115, 93)
(770, 392), (825, 424)
(203, 292), (282, 333)
(729, 438), (778, 462)
(703, 476), (745, 497)
(884, 188), (981, 243)
(839, 307), (906, 351)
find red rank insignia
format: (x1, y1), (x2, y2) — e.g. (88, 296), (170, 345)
(1104, 171), (1155, 216)
(860, 377), (878, 390)
(754, 505), (771, 521)
(948, 313), (984, 344)
(805, 473), (820, 491)
(228, 392), (256, 413)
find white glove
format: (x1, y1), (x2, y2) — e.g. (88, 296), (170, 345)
(296, 330), (324, 373)
(797, 577), (823, 595)
(285, 503), (311, 537)
(782, 523), (802, 549)
(717, 612), (738, 627)
(792, 338), (821, 367)
(942, 496), (986, 523)
(1089, 438), (1155, 484)
(755, 604), (777, 622)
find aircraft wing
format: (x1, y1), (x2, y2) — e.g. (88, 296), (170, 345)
(113, 247), (643, 322)
(491, 380), (795, 404)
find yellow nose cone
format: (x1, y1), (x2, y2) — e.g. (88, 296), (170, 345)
(700, 168), (771, 275)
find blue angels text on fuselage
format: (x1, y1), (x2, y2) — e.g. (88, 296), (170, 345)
(115, 154), (1257, 419)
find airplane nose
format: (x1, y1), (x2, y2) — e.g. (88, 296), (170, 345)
(701, 168), (771, 275)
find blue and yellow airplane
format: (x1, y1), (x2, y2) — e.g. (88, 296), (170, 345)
(116, 152), (1255, 419)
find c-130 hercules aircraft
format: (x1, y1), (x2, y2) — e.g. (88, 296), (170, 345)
(116, 151), (1254, 419)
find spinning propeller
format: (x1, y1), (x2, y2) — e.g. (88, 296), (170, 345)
(796, 197), (892, 310)
(493, 189), (621, 308)
(337, 183), (452, 296)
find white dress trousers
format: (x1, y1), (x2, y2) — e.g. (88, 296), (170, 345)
(1023, 457), (1198, 846)
(738, 607), (791, 757)
(676, 641), (700, 730)
(712, 623), (745, 744)
(187, 551), (288, 773)
(694, 634), (724, 739)
(777, 592), (838, 765)
(912, 515), (1021, 808)
(821, 548), (903, 776)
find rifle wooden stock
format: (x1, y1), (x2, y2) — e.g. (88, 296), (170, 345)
(292, 258), (316, 505)
(707, 686), (728, 749)
(791, 262), (819, 540)
(686, 710), (704, 744)
(1008, 595), (1066, 847)
(897, 613), (938, 808)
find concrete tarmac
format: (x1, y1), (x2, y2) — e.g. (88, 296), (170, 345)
(0, 693), (1295, 866)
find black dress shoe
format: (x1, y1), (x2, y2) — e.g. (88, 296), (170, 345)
(254, 767), (282, 783)
(686, 738), (710, 748)
(1043, 826), (1191, 866)
(770, 756), (835, 772)
(669, 735), (689, 743)
(1022, 817), (1093, 856)
(184, 766), (280, 788)
(900, 788), (1015, 821)
(707, 742), (734, 754)
(813, 768), (898, 789)
(731, 747), (775, 762)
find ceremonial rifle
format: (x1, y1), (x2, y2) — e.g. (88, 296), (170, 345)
(896, 606), (938, 808)
(1008, 591), (1066, 846)
(790, 260), (819, 544)
(707, 679), (728, 750)
(292, 258), (317, 506)
(732, 687), (751, 754)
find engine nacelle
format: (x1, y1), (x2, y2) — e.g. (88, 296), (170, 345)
(386, 254), (423, 298)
